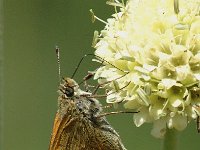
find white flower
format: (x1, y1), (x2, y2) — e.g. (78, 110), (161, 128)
(93, 0), (200, 138)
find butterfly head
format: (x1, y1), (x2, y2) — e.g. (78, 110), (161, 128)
(58, 77), (79, 98)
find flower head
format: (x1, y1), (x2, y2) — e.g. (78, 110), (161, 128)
(93, 0), (200, 138)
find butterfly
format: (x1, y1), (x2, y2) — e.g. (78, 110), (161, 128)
(48, 77), (127, 150)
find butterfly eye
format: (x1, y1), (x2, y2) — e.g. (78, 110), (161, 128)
(65, 86), (74, 97)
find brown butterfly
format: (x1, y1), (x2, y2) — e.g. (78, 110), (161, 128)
(49, 47), (127, 150)
(49, 77), (127, 150)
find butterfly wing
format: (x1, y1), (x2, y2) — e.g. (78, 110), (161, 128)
(49, 112), (126, 150)
(49, 112), (75, 150)
(49, 112), (99, 150)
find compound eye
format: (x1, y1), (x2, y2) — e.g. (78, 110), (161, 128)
(65, 86), (74, 97)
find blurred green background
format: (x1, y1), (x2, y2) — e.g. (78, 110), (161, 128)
(1, 0), (200, 150)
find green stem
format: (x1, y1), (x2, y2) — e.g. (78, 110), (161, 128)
(162, 128), (179, 150)
(0, 0), (3, 149)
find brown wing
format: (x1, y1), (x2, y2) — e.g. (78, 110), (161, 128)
(49, 112), (102, 150)
(83, 124), (126, 150)
(49, 113), (60, 150)
(49, 112), (75, 150)
(49, 113), (126, 150)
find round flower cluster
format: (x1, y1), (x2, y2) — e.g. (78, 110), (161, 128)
(93, 0), (200, 138)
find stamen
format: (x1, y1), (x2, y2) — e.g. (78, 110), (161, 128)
(174, 0), (179, 14)
(89, 9), (108, 24)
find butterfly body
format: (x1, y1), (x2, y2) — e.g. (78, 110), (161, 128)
(49, 77), (126, 150)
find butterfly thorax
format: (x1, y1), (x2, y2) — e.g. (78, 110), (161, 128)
(58, 78), (102, 123)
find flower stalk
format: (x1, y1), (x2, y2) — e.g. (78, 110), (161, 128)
(163, 129), (179, 150)
(0, 0), (3, 149)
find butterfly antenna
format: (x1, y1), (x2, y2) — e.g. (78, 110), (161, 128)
(88, 53), (125, 72)
(71, 55), (86, 79)
(55, 46), (61, 82)
(71, 53), (125, 79)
